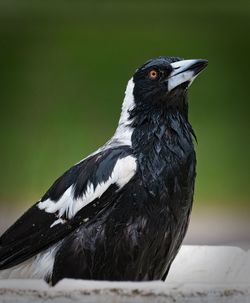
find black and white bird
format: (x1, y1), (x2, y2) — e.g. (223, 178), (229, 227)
(0, 56), (207, 285)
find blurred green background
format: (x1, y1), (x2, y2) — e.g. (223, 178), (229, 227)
(0, 0), (249, 212)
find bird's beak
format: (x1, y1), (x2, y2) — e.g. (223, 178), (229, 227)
(168, 59), (208, 91)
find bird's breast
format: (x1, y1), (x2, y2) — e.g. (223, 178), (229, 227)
(131, 131), (196, 219)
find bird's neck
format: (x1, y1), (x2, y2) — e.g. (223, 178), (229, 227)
(111, 79), (194, 149)
(130, 108), (195, 170)
(130, 109), (196, 203)
(132, 107), (194, 146)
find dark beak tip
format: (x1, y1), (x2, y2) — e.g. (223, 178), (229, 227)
(192, 59), (208, 75)
(199, 59), (208, 67)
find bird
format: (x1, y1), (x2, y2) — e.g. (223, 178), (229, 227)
(0, 56), (207, 285)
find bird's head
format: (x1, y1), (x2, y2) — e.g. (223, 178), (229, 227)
(132, 56), (208, 112)
(121, 56), (207, 118)
(116, 56), (208, 141)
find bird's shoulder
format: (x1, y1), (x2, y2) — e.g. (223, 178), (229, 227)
(38, 144), (137, 219)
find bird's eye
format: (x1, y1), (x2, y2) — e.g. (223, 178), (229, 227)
(148, 70), (158, 80)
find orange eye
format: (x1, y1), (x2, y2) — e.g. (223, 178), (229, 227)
(148, 70), (158, 80)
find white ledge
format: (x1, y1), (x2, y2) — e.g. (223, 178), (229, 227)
(0, 246), (249, 303)
(167, 245), (250, 283)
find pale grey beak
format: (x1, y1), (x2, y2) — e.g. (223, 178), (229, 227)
(168, 59), (208, 91)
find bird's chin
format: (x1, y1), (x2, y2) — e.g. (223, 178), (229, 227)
(154, 84), (189, 110)
(161, 82), (188, 101)
(147, 83), (189, 107)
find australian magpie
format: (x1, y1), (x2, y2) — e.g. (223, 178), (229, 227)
(0, 56), (207, 285)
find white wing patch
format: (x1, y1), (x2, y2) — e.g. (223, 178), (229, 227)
(38, 155), (137, 220)
(38, 186), (73, 218)
(112, 78), (135, 146)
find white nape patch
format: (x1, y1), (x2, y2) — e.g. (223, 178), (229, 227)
(112, 78), (135, 146)
(50, 218), (66, 228)
(168, 59), (198, 91)
(38, 155), (137, 219)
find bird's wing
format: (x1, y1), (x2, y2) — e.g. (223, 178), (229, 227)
(0, 145), (137, 269)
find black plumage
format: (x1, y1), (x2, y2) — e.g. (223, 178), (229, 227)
(0, 56), (207, 285)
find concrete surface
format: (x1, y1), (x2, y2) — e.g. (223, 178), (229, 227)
(0, 246), (249, 303)
(0, 280), (249, 303)
(167, 245), (250, 283)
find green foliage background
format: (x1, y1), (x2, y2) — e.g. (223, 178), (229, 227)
(0, 0), (249, 209)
